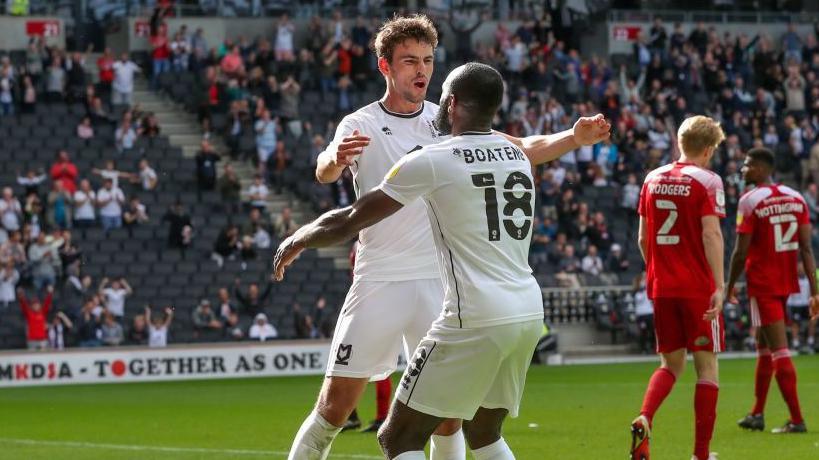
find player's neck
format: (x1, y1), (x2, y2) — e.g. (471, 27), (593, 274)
(678, 154), (708, 168)
(451, 122), (491, 136)
(380, 92), (423, 115)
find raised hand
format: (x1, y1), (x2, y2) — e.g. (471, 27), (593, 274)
(331, 129), (370, 167)
(572, 114), (611, 146)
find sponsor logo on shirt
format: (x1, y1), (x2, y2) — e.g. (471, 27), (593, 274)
(381, 126), (392, 136)
(335, 343), (352, 366)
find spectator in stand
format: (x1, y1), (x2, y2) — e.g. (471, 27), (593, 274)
(28, 232), (59, 290)
(254, 109), (278, 176)
(140, 112), (161, 138)
(48, 311), (73, 350)
(606, 243), (630, 274)
(279, 74), (302, 133)
(128, 313), (148, 345)
(273, 206), (299, 239)
(96, 178), (125, 231)
(135, 159), (158, 191)
(216, 287), (234, 321)
(20, 75), (36, 113)
(221, 45), (246, 79)
(292, 302), (312, 339)
(581, 244), (604, 276)
(17, 286), (53, 350)
(633, 272), (655, 354)
(311, 296), (333, 339)
(161, 201), (193, 250)
(100, 312), (124, 346)
(16, 169), (47, 198)
(233, 277), (273, 317)
(99, 277), (132, 320)
(269, 140), (291, 193)
(0, 231), (26, 267)
(50, 150), (78, 194)
(0, 261), (19, 307)
(196, 139), (221, 190)
(96, 48), (115, 95)
(247, 175), (269, 212)
(150, 23), (171, 89)
(112, 53), (141, 106)
(66, 49), (91, 103)
(45, 56), (66, 103)
(24, 38), (45, 84)
(115, 111), (138, 154)
(0, 187), (23, 236)
(77, 116), (95, 139)
(170, 31), (191, 72)
(73, 179), (96, 228)
(63, 273), (93, 317)
(146, 305), (174, 348)
(46, 181), (73, 230)
(213, 224), (240, 267)
(275, 14), (296, 61)
(0, 67), (13, 116)
(193, 299), (223, 338)
(92, 160), (132, 189)
(219, 163), (242, 213)
(249, 313), (278, 341)
(77, 300), (103, 347)
(123, 196), (149, 233)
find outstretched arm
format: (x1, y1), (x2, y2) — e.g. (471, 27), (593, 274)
(497, 114), (611, 166)
(274, 190), (403, 280)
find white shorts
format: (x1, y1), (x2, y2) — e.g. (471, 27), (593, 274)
(326, 278), (443, 381)
(396, 319), (541, 420)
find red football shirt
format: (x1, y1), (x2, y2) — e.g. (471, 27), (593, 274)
(639, 162), (726, 299)
(737, 184), (809, 297)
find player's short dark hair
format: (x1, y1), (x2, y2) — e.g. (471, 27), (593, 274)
(449, 62), (504, 124)
(373, 14), (438, 63)
(747, 147), (775, 169)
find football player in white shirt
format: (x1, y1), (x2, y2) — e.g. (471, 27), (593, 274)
(287, 15), (610, 460)
(278, 61), (608, 459)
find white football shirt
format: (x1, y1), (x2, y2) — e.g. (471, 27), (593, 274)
(379, 132), (543, 328)
(326, 101), (447, 281)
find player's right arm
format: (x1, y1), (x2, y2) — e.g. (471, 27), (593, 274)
(725, 232), (751, 302)
(702, 215), (725, 320)
(315, 117), (370, 184)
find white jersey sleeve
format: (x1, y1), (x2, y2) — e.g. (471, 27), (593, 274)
(379, 149), (438, 205)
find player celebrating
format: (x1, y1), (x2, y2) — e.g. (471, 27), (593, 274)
(727, 147), (819, 434)
(630, 116), (727, 460)
(286, 15), (610, 460)
(277, 61), (543, 460)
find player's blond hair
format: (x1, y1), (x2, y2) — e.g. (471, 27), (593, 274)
(373, 14), (438, 63)
(677, 116), (725, 157)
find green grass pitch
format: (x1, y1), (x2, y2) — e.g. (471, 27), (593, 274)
(0, 356), (817, 459)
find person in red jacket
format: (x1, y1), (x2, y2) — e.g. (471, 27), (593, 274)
(18, 286), (53, 350)
(49, 150), (78, 194)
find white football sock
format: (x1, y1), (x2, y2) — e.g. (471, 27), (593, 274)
(431, 428), (466, 460)
(394, 451), (427, 459)
(287, 410), (342, 460)
(471, 437), (515, 460)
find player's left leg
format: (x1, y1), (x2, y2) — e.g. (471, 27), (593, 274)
(462, 407), (514, 459)
(761, 317), (807, 433)
(404, 279), (466, 460)
(692, 351), (720, 460)
(377, 400), (445, 459)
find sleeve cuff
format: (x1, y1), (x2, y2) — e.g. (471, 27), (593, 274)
(378, 183), (412, 206)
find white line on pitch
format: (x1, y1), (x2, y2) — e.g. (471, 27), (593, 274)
(0, 437), (383, 459)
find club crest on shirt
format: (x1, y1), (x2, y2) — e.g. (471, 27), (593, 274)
(381, 126), (393, 136)
(452, 148), (462, 157)
(335, 344), (352, 365)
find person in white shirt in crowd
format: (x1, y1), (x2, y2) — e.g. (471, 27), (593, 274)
(16, 169), (47, 197)
(28, 232), (62, 290)
(99, 277), (133, 320)
(633, 272), (655, 354)
(146, 305), (174, 348)
(275, 13), (296, 61)
(246, 175), (269, 212)
(73, 179), (97, 228)
(581, 244), (604, 276)
(252, 223), (272, 249)
(170, 31), (191, 71)
(77, 115), (94, 139)
(0, 260), (19, 307)
(0, 187), (23, 239)
(112, 53), (141, 106)
(123, 196), (150, 232)
(93, 160), (131, 189)
(48, 311), (73, 350)
(96, 178), (125, 231)
(135, 159), (158, 191)
(115, 112), (138, 154)
(254, 109), (278, 176)
(249, 313), (278, 341)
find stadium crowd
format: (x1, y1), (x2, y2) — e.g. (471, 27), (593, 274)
(2, 8), (819, 351)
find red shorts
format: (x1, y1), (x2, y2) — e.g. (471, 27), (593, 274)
(749, 296), (788, 327)
(653, 297), (725, 354)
